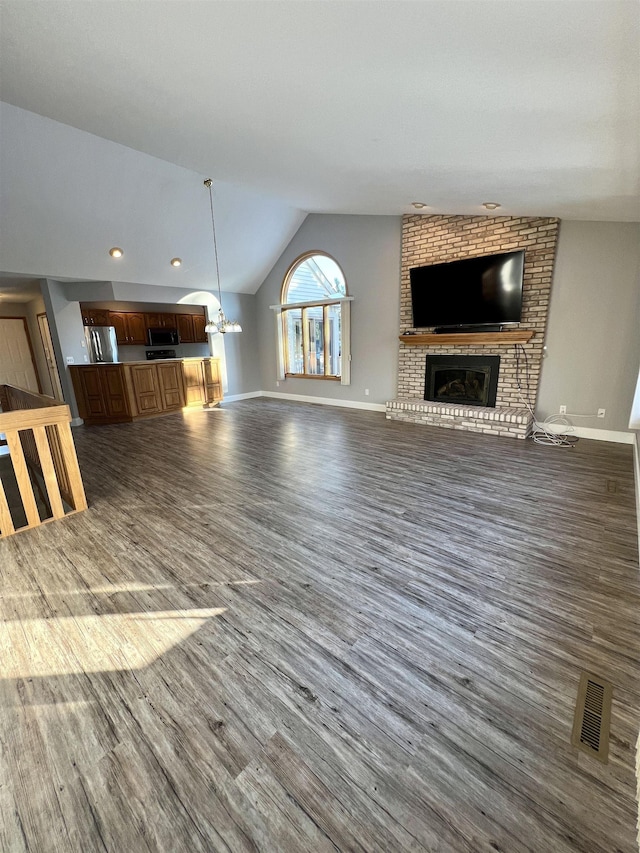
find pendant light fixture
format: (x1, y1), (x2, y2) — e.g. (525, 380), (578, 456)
(203, 179), (242, 334)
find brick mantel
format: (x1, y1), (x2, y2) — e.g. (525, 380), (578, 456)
(387, 214), (560, 438)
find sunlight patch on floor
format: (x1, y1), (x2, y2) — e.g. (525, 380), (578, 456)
(0, 582), (177, 600)
(0, 579), (260, 602)
(0, 608), (226, 678)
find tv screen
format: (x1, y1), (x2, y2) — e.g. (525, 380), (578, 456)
(410, 250), (525, 328)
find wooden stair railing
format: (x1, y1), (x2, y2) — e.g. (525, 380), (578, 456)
(0, 385), (87, 539)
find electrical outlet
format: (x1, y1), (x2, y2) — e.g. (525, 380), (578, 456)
(365, 388), (370, 396)
(66, 356), (75, 365)
(276, 381), (280, 387)
(559, 405), (567, 415)
(597, 408), (606, 418)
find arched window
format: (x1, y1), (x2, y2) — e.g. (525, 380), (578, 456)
(273, 252), (352, 383)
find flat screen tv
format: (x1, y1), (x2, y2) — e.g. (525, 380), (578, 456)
(410, 250), (525, 329)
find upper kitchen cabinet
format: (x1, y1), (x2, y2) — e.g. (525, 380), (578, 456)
(79, 303), (209, 346)
(176, 313), (196, 343)
(177, 312), (208, 343)
(109, 312), (147, 345)
(145, 312), (177, 329)
(81, 307), (110, 326)
(192, 314), (208, 343)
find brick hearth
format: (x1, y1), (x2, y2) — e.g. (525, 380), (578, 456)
(386, 399), (533, 440)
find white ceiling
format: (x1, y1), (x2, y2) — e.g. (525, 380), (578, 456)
(1, 0), (638, 222)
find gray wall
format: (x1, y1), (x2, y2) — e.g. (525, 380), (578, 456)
(256, 214), (401, 405)
(537, 221), (640, 431)
(41, 279), (88, 418)
(218, 290), (261, 397)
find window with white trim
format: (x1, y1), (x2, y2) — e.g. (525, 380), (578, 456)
(271, 252), (352, 384)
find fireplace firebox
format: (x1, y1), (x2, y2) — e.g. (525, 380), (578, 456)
(424, 355), (500, 407)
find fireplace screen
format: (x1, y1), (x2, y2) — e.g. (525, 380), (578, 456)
(424, 355), (500, 407)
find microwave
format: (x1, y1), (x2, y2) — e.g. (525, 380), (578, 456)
(148, 327), (179, 346)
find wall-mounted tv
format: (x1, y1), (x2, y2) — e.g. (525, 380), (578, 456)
(410, 249), (525, 329)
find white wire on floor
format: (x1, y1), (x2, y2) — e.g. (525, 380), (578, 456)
(514, 344), (579, 447)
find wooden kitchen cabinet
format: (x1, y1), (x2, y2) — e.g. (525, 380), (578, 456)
(126, 364), (162, 415)
(126, 362), (185, 417)
(70, 358), (222, 425)
(157, 362), (185, 410)
(81, 307), (110, 326)
(192, 314), (208, 342)
(81, 303), (208, 344)
(178, 312), (208, 343)
(182, 359), (206, 406)
(127, 313), (149, 344)
(100, 365), (130, 417)
(108, 312), (127, 344)
(203, 357), (223, 403)
(109, 312), (148, 345)
(145, 312), (177, 329)
(177, 313), (196, 343)
(70, 366), (108, 418)
(182, 358), (221, 407)
(69, 365), (131, 423)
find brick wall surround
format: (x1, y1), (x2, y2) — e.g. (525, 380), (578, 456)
(394, 215), (559, 430)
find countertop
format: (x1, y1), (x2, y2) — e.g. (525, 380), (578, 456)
(75, 357), (214, 367)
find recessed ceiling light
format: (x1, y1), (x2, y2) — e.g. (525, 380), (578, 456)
(170, 257), (182, 267)
(482, 202), (501, 210)
(411, 202), (428, 209)
(109, 247), (123, 258)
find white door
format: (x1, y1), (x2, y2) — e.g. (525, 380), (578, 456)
(0, 318), (40, 392)
(37, 313), (64, 401)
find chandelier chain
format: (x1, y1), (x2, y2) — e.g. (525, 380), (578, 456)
(205, 179), (224, 311)
(203, 179), (241, 333)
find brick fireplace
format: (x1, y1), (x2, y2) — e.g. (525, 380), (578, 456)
(386, 214), (559, 439)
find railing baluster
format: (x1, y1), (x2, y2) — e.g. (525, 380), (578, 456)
(32, 425), (65, 519)
(0, 477), (15, 537)
(5, 429), (40, 528)
(55, 423), (88, 512)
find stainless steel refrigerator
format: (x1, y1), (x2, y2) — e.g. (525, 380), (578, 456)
(84, 326), (119, 363)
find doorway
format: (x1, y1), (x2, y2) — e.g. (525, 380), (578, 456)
(0, 317), (41, 393)
(37, 312), (65, 401)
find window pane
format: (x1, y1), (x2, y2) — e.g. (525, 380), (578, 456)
(327, 303), (341, 376)
(306, 306), (324, 375)
(284, 309), (303, 374)
(285, 254), (346, 304)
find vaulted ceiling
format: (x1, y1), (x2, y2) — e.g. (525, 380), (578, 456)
(0, 1), (638, 296)
(2, 0), (638, 221)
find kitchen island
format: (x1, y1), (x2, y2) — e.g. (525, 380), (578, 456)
(69, 358), (222, 425)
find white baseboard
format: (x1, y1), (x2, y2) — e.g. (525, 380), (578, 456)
(260, 391), (386, 413)
(222, 391), (263, 403)
(221, 396), (636, 441)
(541, 423), (635, 444)
(573, 427), (635, 444)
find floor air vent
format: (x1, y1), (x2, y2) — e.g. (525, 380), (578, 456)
(571, 672), (612, 763)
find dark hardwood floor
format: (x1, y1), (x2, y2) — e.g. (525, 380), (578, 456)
(1, 399), (639, 852)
